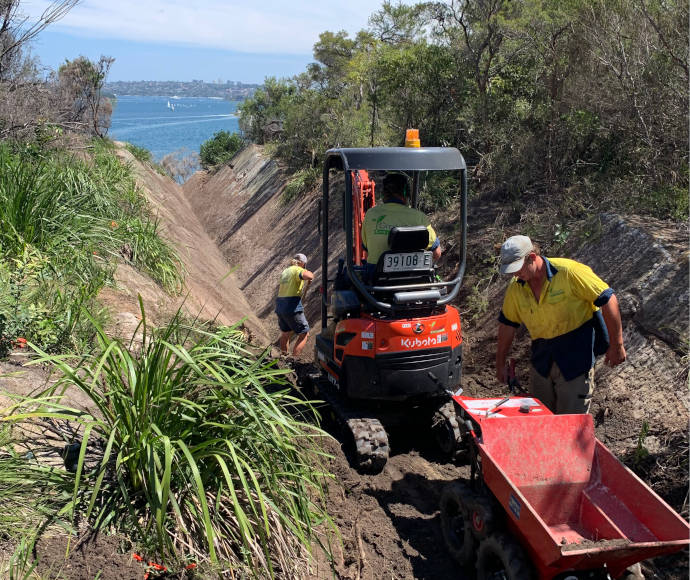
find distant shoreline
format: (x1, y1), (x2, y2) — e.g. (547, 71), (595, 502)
(107, 94), (242, 102)
(104, 80), (260, 100)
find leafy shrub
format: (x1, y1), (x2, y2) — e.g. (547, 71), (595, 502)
(0, 140), (184, 355)
(199, 130), (244, 169)
(282, 167), (320, 204)
(418, 171), (460, 212)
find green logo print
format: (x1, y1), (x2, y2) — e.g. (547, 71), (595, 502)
(374, 215), (388, 235)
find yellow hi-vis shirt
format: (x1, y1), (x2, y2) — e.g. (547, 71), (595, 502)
(277, 265), (306, 298)
(500, 257), (609, 339)
(361, 202), (438, 264)
(499, 257), (613, 380)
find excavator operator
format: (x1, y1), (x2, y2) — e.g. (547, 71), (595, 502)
(361, 172), (441, 272)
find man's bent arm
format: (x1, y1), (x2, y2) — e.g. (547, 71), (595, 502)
(496, 323), (516, 383)
(601, 293), (626, 366)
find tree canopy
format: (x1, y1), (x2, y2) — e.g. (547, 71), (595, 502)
(238, 0), (688, 220)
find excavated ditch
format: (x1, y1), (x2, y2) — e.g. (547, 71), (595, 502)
(1, 144), (686, 579)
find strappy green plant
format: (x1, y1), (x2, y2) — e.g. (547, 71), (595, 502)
(4, 301), (332, 577)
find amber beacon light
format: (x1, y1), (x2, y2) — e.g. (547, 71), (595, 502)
(404, 128), (420, 147)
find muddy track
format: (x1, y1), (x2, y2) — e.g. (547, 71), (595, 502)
(312, 431), (474, 580)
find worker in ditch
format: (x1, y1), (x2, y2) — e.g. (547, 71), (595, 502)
(275, 253), (314, 357)
(495, 235), (626, 414)
(361, 172), (442, 271)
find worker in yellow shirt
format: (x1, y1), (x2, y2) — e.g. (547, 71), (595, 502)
(495, 235), (626, 414)
(361, 172), (441, 268)
(275, 253), (314, 357)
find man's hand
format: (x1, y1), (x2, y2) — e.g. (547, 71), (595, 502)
(300, 279), (312, 299)
(601, 295), (625, 368)
(605, 343), (626, 367)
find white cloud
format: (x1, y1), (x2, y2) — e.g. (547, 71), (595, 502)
(22, 0), (417, 54)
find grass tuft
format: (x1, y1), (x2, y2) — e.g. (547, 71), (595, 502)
(4, 301), (333, 577)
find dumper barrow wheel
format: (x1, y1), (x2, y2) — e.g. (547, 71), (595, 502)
(476, 532), (535, 580)
(432, 400), (464, 461)
(440, 481), (477, 566)
(468, 489), (502, 541)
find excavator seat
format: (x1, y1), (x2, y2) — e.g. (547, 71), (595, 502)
(371, 226), (439, 306)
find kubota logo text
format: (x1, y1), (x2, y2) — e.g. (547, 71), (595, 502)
(400, 334), (448, 348)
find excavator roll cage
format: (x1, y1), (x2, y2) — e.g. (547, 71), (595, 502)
(319, 146), (468, 324)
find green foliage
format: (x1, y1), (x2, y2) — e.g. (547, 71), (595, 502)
(6, 304), (332, 576)
(121, 216), (185, 294)
(0, 425), (75, 579)
(282, 168), (320, 204)
(238, 78), (296, 145)
(418, 171), (460, 212)
(0, 140), (184, 355)
(199, 130), (244, 169)
(633, 185), (689, 221)
(238, 0), (687, 222)
(57, 55), (115, 137)
(124, 142), (152, 163)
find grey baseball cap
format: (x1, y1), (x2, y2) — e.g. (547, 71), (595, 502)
(499, 235), (534, 274)
(294, 253), (307, 265)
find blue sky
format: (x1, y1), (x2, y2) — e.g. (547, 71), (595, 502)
(26, 0), (419, 84)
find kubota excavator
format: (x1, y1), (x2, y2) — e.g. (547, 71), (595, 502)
(307, 133), (468, 472)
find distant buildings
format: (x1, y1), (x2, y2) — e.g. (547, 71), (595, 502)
(103, 80), (260, 100)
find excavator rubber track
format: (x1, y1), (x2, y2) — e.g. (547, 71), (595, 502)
(304, 370), (389, 473)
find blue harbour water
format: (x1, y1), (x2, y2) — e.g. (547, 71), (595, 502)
(108, 95), (241, 161)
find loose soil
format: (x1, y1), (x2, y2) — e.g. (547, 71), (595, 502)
(1, 145), (686, 579)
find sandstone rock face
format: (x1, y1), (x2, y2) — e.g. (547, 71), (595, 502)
(574, 213), (688, 350)
(570, 213), (688, 439)
(183, 145), (328, 347)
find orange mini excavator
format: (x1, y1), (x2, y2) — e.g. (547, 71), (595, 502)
(309, 134), (468, 472)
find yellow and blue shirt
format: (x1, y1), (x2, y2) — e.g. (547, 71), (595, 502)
(499, 257), (612, 380)
(361, 201), (439, 264)
(275, 265), (307, 314)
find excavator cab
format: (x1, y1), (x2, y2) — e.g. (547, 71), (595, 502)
(312, 140), (468, 472)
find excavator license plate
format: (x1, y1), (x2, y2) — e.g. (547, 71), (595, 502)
(382, 251), (432, 272)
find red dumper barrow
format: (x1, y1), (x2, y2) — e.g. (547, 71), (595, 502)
(440, 395), (690, 579)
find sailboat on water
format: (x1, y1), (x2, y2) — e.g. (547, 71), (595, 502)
(167, 100), (175, 111)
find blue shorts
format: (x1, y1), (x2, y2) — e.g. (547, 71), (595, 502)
(277, 311), (310, 334)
